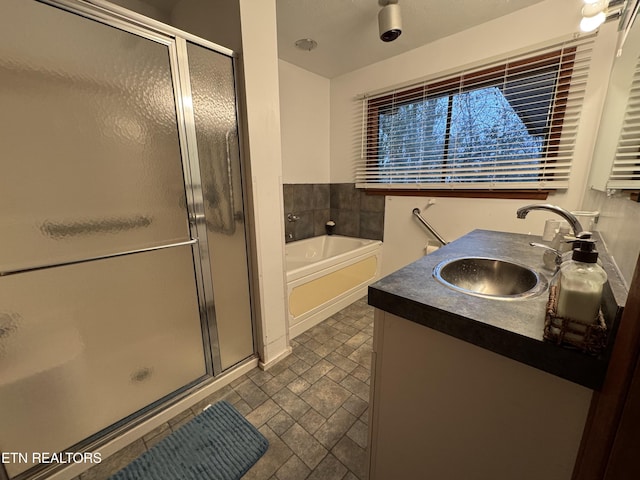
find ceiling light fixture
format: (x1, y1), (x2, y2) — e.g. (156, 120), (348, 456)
(294, 38), (317, 51)
(580, 0), (609, 32)
(378, 0), (402, 42)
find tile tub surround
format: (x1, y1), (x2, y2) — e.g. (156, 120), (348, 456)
(331, 184), (384, 242)
(283, 183), (384, 242)
(284, 184), (330, 242)
(368, 229), (627, 390)
(76, 298), (374, 480)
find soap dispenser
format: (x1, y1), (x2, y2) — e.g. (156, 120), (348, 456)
(556, 238), (607, 325)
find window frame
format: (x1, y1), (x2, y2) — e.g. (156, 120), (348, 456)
(360, 47), (580, 199)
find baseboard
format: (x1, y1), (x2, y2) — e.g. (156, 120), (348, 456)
(258, 346), (293, 371)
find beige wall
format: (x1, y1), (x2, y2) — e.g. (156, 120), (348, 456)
(107, 0), (170, 23)
(279, 60), (331, 184)
(170, 0), (242, 52)
(112, 0), (242, 52)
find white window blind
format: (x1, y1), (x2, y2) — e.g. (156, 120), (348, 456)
(355, 35), (596, 191)
(608, 53), (640, 189)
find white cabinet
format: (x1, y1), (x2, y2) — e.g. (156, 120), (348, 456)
(368, 309), (593, 480)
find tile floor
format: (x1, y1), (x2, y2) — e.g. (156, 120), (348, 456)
(78, 296), (374, 480)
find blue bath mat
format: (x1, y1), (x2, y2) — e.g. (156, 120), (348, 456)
(109, 401), (269, 480)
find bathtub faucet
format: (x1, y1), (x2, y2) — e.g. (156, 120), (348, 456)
(287, 213), (300, 222)
(516, 204), (585, 237)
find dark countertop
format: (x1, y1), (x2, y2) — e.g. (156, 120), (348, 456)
(368, 229), (627, 390)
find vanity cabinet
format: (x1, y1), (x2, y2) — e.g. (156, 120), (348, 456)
(366, 229), (627, 479)
(368, 310), (593, 480)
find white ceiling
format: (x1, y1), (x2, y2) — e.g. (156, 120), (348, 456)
(276, 0), (548, 78)
(125, 0), (549, 78)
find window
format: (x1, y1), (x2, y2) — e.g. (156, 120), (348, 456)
(356, 35), (596, 192)
(608, 51), (640, 189)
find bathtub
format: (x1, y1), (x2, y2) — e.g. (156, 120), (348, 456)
(286, 235), (383, 338)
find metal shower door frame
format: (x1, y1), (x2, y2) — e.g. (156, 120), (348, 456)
(173, 36), (224, 375)
(36, 0), (255, 378)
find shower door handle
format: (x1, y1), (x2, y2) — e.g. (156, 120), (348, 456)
(0, 238), (198, 277)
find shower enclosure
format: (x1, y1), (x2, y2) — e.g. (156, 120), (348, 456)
(0, 1), (255, 478)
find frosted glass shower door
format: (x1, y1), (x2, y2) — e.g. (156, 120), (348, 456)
(0, 1), (207, 477)
(0, 0), (192, 273)
(186, 42), (255, 370)
(0, 246), (205, 477)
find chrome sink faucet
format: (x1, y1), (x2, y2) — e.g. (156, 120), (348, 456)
(516, 203), (585, 237)
(529, 241), (564, 266)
